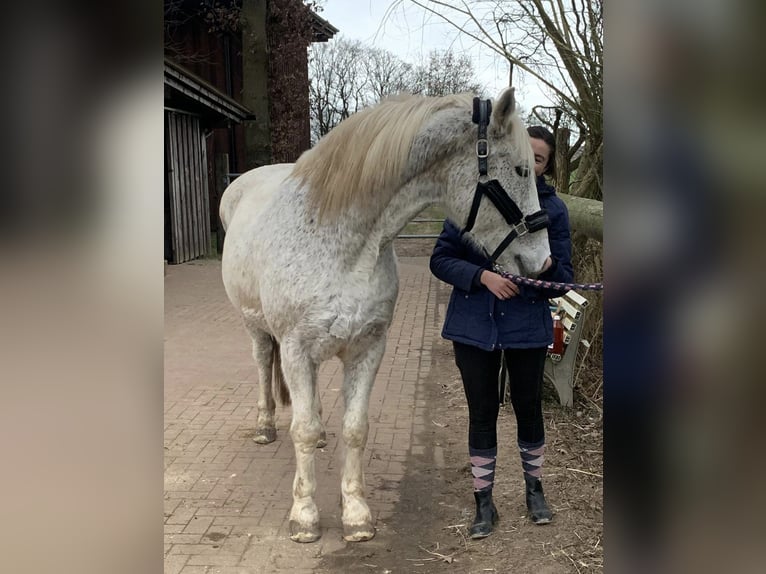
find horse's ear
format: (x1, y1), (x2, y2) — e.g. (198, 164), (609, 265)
(491, 87), (516, 131)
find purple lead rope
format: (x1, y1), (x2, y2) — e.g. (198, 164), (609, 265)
(500, 272), (604, 292)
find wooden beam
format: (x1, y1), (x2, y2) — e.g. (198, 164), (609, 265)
(558, 192), (602, 242)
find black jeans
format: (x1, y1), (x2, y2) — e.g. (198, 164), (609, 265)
(453, 342), (548, 450)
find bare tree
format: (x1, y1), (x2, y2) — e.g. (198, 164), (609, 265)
(398, 0), (602, 201)
(363, 47), (416, 102)
(309, 40), (484, 142)
(411, 49), (484, 97)
(308, 38), (370, 142)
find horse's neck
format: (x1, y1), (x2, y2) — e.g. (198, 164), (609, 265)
(348, 178), (440, 276)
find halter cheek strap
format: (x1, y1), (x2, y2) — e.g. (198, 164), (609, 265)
(464, 180), (550, 262)
(462, 97), (549, 266)
(472, 98), (492, 177)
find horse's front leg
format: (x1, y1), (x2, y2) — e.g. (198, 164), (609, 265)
(281, 337), (324, 543)
(340, 330), (387, 542)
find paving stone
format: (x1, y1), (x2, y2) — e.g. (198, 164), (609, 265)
(165, 258), (436, 572)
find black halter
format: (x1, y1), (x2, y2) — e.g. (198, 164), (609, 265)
(461, 97), (549, 267)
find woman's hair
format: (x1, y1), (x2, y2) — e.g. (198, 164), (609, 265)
(527, 125), (556, 178)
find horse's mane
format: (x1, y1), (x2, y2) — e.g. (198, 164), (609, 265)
(292, 92), (475, 221)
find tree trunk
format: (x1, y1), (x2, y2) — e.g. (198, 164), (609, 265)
(570, 138), (602, 200)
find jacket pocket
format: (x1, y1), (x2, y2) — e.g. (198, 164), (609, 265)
(494, 298), (534, 342)
(443, 289), (491, 344)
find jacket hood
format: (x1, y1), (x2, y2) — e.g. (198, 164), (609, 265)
(444, 218), (462, 235)
(536, 175), (556, 196)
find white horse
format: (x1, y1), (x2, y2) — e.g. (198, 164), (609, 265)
(220, 88), (550, 543)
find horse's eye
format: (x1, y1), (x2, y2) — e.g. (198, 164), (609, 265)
(515, 165), (530, 178)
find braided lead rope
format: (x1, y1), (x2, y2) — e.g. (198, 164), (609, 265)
(501, 272), (604, 292)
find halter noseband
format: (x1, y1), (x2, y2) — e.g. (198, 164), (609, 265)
(461, 97), (549, 268)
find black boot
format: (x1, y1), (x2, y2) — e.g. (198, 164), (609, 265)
(524, 475), (553, 525)
(469, 489), (499, 539)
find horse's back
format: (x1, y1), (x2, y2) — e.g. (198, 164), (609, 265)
(219, 163), (293, 231)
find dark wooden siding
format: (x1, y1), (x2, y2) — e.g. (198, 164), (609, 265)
(165, 110), (211, 263)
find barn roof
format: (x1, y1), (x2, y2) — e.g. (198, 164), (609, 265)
(309, 11), (338, 43)
(164, 58), (252, 123)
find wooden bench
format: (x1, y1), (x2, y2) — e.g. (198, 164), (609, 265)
(498, 290), (589, 408)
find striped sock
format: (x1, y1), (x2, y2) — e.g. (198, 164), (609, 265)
(519, 439), (545, 481)
(470, 446), (497, 492)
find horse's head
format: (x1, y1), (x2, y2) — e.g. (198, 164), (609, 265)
(439, 88), (551, 277)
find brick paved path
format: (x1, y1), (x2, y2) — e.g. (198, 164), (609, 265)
(164, 257), (441, 573)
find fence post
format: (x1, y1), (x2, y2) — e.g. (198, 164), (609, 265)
(555, 127), (571, 194)
(214, 153), (229, 254)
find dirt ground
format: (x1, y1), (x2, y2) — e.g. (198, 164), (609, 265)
(312, 240), (603, 573)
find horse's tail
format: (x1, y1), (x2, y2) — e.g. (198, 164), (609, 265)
(271, 338), (291, 407)
(219, 182), (245, 232)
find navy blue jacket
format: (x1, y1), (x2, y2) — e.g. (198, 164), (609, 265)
(430, 176), (573, 351)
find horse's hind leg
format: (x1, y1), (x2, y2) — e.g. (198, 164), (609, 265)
(247, 326), (277, 444)
(248, 323), (326, 448)
(281, 336), (324, 543)
(316, 384), (327, 448)
(339, 330), (387, 542)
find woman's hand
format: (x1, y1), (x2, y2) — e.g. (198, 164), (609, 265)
(479, 270), (520, 300)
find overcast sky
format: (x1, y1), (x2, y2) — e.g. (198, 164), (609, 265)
(318, 0), (548, 111)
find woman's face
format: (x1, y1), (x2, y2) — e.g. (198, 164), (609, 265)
(530, 137), (552, 177)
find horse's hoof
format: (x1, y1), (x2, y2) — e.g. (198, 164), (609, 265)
(316, 430), (327, 449)
(289, 520), (321, 543)
(342, 522), (375, 542)
(252, 427), (277, 444)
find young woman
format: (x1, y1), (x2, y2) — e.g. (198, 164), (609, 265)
(429, 126), (573, 538)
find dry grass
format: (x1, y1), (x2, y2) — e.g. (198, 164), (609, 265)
(569, 234), (603, 411)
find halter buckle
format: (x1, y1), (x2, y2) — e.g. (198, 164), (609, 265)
(512, 220), (529, 237)
(476, 139), (488, 159)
